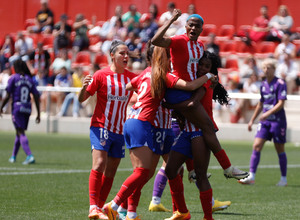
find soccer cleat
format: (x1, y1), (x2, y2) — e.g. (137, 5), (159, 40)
(98, 210), (109, 220)
(149, 201), (171, 212)
(276, 180), (287, 187)
(188, 170), (212, 183)
(238, 175), (255, 185)
(22, 155), (35, 165)
(125, 216), (141, 220)
(164, 210), (191, 220)
(106, 202), (118, 220)
(118, 211), (127, 220)
(88, 207), (102, 219)
(8, 156), (16, 163)
(224, 166), (249, 180)
(212, 200), (231, 212)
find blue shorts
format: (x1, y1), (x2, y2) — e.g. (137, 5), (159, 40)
(124, 118), (154, 149)
(164, 88), (192, 104)
(90, 126), (125, 158)
(153, 128), (174, 155)
(171, 130), (203, 158)
(255, 120), (287, 144)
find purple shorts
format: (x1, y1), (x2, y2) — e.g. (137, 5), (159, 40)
(124, 118), (154, 150)
(12, 111), (30, 130)
(255, 120), (287, 143)
(90, 126), (125, 158)
(153, 128), (174, 155)
(171, 130), (203, 158)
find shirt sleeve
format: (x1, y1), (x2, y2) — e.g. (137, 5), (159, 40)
(86, 71), (101, 96)
(165, 73), (179, 88)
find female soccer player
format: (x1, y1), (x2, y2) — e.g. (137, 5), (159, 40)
(0, 59), (40, 165)
(164, 51), (231, 220)
(78, 40), (137, 220)
(152, 9), (248, 180)
(105, 44), (216, 220)
(238, 58), (288, 186)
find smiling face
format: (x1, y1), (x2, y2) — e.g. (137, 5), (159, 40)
(198, 57), (212, 76)
(185, 17), (203, 41)
(111, 45), (129, 69)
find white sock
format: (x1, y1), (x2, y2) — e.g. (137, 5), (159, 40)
(249, 172), (255, 180)
(280, 176), (287, 182)
(111, 201), (119, 211)
(89, 205), (97, 211)
(127, 211), (137, 219)
(152, 196), (161, 205)
(211, 197), (215, 207)
(117, 206), (127, 213)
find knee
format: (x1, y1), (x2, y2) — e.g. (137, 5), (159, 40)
(165, 165), (177, 180)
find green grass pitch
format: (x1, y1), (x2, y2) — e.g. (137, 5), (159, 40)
(0, 131), (299, 220)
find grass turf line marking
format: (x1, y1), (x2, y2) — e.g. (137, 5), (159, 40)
(0, 164), (300, 176)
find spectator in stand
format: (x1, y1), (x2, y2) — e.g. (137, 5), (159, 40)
(274, 34), (298, 94)
(239, 55), (262, 84)
(27, 0), (54, 34)
(266, 5), (293, 42)
(101, 17), (127, 60)
(139, 13), (159, 44)
(72, 13), (90, 58)
(148, 3), (159, 22)
(205, 33), (222, 67)
(0, 34), (14, 72)
(158, 2), (181, 37)
(99, 5), (123, 39)
(126, 30), (143, 71)
(27, 42), (51, 86)
(57, 66), (84, 117)
(176, 4), (197, 35)
(122, 4), (141, 33)
(13, 32), (34, 62)
(53, 14), (72, 56)
(53, 66), (72, 113)
(248, 5), (270, 42)
(50, 48), (71, 84)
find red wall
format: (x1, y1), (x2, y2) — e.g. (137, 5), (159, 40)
(0, 0), (299, 39)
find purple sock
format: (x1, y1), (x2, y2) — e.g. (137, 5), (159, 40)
(20, 134), (32, 156)
(152, 168), (168, 198)
(12, 135), (21, 157)
(249, 150), (260, 173)
(278, 152), (287, 177)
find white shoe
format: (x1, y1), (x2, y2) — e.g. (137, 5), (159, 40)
(224, 166), (249, 180)
(276, 180), (287, 187)
(238, 175), (255, 185)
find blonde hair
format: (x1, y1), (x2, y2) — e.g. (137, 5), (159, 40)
(261, 58), (277, 69)
(151, 46), (170, 98)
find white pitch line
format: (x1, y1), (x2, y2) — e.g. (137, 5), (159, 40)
(0, 165), (299, 176)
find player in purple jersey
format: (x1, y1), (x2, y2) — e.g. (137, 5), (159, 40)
(239, 58), (288, 186)
(0, 59), (40, 164)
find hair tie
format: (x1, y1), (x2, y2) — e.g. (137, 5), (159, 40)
(186, 14), (204, 24)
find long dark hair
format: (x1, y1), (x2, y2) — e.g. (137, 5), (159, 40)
(13, 59), (32, 77)
(201, 51), (230, 105)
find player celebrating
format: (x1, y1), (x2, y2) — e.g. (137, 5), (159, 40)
(152, 9), (248, 180)
(78, 40), (137, 220)
(0, 59), (40, 165)
(239, 58), (288, 186)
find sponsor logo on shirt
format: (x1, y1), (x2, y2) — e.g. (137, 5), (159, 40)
(107, 94), (130, 101)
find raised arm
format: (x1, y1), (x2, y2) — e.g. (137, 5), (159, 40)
(78, 75), (92, 103)
(151, 9), (182, 48)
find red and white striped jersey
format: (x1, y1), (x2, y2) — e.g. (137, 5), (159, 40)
(86, 67), (136, 134)
(169, 34), (204, 81)
(184, 81), (218, 132)
(153, 105), (172, 129)
(128, 67), (176, 125)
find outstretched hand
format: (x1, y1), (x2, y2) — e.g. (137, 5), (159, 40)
(172, 9), (182, 21)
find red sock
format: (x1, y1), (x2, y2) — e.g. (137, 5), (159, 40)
(185, 158), (194, 171)
(89, 169), (103, 206)
(214, 149), (231, 170)
(168, 174), (188, 213)
(113, 167), (150, 206)
(120, 199), (128, 210)
(200, 188), (213, 220)
(98, 175), (114, 208)
(127, 177), (148, 212)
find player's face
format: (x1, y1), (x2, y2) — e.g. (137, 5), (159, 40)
(198, 57), (212, 76)
(112, 45), (129, 68)
(185, 18), (203, 41)
(262, 64), (275, 79)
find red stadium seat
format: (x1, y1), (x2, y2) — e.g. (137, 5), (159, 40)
(94, 52), (109, 68)
(71, 51), (91, 68)
(41, 34), (54, 50)
(216, 25), (235, 41)
(199, 24), (217, 41)
(236, 25), (252, 37)
(219, 40), (238, 57)
(218, 58), (239, 74)
(235, 40), (257, 58)
(255, 41), (276, 58)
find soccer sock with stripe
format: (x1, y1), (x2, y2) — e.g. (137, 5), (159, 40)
(152, 167), (168, 204)
(89, 169), (103, 207)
